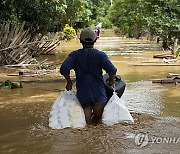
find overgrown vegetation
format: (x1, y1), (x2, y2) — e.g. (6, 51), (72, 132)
(175, 46), (180, 58)
(63, 24), (76, 40)
(0, 80), (22, 89)
(108, 0), (180, 51)
(0, 0), (112, 35)
(0, 0), (179, 54)
(0, 0), (113, 66)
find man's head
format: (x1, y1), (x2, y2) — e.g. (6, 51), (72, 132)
(80, 27), (96, 46)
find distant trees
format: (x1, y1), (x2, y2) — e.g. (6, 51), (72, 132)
(108, 0), (180, 50)
(1, 0), (179, 52)
(0, 0), (66, 35)
(0, 0), (112, 35)
(108, 0), (146, 38)
(141, 0), (180, 51)
(90, 0), (113, 28)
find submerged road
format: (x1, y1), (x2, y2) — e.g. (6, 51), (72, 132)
(0, 31), (179, 153)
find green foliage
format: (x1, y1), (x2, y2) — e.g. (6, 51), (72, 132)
(0, 80), (23, 89)
(101, 17), (113, 29)
(13, 0), (66, 35)
(64, 0), (91, 24)
(63, 24), (76, 40)
(142, 0), (180, 37)
(0, 0), (67, 34)
(108, 0), (180, 46)
(90, 0), (112, 28)
(175, 46), (180, 58)
(0, 0), (10, 22)
(108, 0), (146, 37)
(1, 0), (179, 45)
(0, 0), (112, 34)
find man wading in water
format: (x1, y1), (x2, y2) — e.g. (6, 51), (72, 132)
(60, 28), (117, 125)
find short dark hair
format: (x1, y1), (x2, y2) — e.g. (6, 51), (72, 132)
(80, 38), (95, 45)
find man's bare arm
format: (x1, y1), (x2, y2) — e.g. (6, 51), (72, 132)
(64, 75), (73, 90)
(108, 73), (116, 86)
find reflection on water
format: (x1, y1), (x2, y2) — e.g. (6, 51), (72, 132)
(0, 31), (180, 153)
(122, 81), (163, 115)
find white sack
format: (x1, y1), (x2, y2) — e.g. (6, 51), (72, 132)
(102, 92), (134, 126)
(49, 90), (86, 129)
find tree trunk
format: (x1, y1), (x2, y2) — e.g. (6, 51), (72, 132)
(162, 36), (168, 50)
(149, 28), (155, 41)
(173, 38), (179, 55)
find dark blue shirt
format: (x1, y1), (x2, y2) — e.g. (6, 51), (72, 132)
(60, 48), (117, 107)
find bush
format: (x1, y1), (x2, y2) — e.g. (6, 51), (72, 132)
(113, 27), (122, 34)
(63, 24), (76, 40)
(175, 46), (180, 58)
(101, 17), (113, 29)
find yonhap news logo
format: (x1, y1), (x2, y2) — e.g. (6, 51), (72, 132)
(135, 133), (180, 148)
(135, 133), (149, 147)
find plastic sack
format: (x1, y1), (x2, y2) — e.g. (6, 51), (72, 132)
(102, 92), (134, 126)
(49, 90), (86, 129)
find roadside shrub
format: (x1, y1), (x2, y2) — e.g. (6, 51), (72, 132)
(175, 46), (180, 58)
(101, 17), (112, 29)
(63, 24), (76, 40)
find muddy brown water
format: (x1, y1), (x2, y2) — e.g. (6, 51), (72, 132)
(0, 31), (179, 154)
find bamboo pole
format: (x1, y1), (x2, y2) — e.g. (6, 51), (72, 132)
(0, 22), (61, 65)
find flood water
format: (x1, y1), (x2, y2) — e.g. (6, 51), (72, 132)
(0, 31), (179, 154)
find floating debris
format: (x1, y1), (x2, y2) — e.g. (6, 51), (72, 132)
(0, 80), (23, 89)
